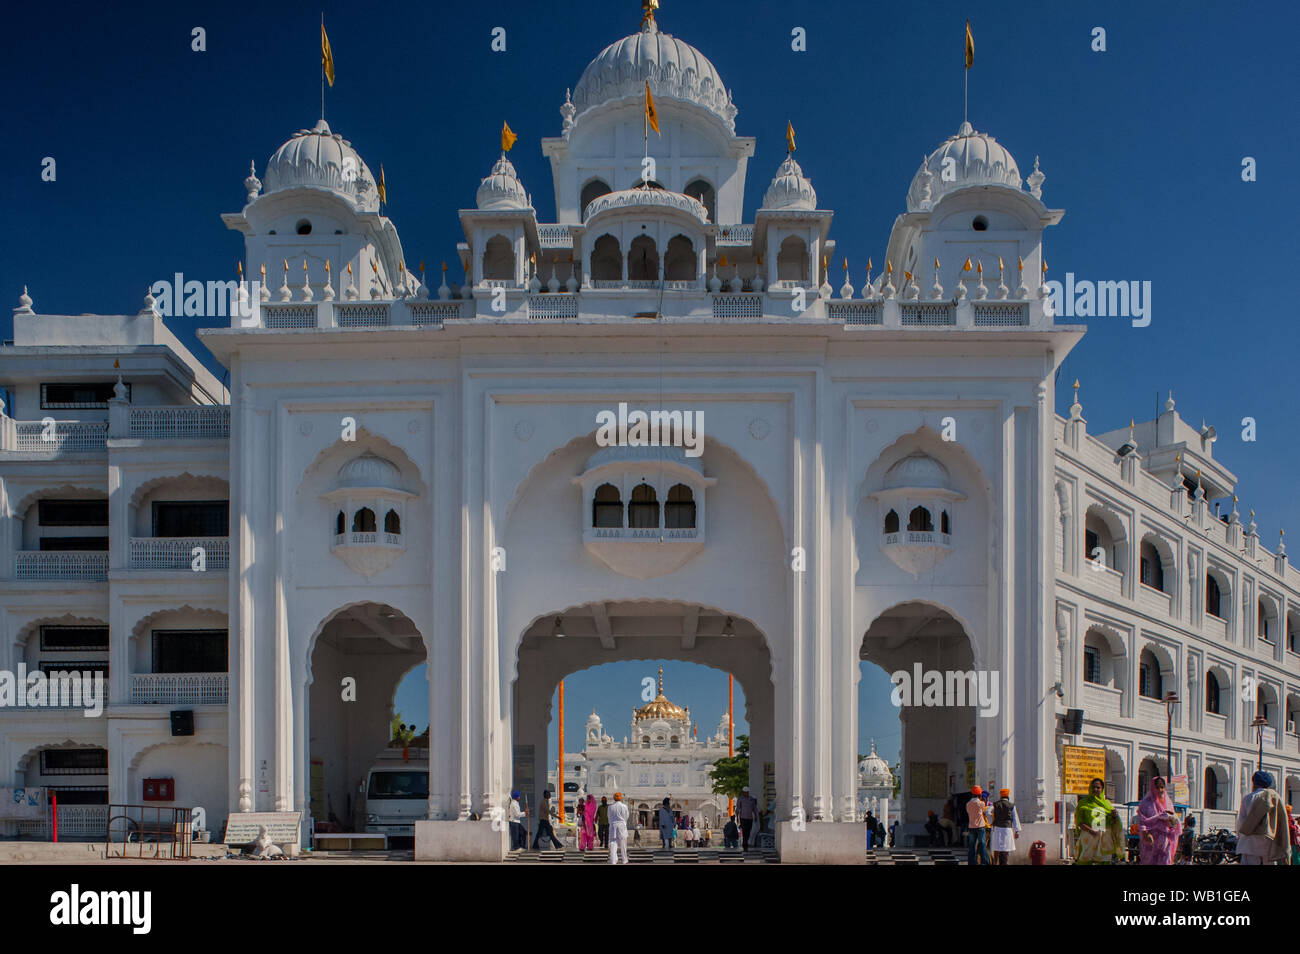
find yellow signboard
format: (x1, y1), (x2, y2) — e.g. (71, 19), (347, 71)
(1063, 745), (1107, 796)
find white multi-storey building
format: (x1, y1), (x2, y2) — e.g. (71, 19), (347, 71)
(0, 3), (1294, 861)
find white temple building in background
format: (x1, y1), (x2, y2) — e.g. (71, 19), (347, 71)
(0, 1), (1296, 861)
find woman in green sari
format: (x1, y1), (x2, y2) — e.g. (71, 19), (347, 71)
(1075, 777), (1124, 864)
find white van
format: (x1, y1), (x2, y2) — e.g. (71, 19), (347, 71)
(361, 758), (428, 837)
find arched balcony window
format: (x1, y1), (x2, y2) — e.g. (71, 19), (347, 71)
(907, 506), (933, 532)
(683, 178), (716, 223)
(1204, 768), (1220, 809)
(482, 234), (515, 281)
(883, 509), (899, 534)
(777, 235), (808, 282)
(335, 511), (345, 535)
(664, 235), (696, 281)
(592, 483), (623, 528)
(352, 507), (376, 533)
(1083, 645), (1101, 685)
(628, 484), (659, 529)
(1139, 538), (1165, 591)
(591, 234), (622, 281)
(627, 235), (659, 281)
(1205, 671), (1221, 714)
(1138, 649), (1162, 699)
(664, 484), (696, 529)
(1205, 573), (1222, 618)
(384, 509), (401, 534)
(940, 510), (951, 535)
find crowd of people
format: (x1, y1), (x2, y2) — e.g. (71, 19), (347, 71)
(921, 786), (1022, 865)
(505, 785), (767, 862)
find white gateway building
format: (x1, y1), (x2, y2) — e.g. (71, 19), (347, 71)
(0, 5), (1295, 861)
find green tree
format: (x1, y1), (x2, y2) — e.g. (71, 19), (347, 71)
(891, 761), (901, 800)
(708, 734), (750, 799)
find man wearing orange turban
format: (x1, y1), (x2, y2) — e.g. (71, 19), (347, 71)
(990, 788), (1021, 865)
(966, 786), (990, 865)
(608, 791), (630, 864)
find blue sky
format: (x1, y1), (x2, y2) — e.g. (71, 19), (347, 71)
(5, 0), (1297, 766)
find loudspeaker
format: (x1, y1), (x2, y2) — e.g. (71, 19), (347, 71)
(1063, 708), (1085, 734)
(170, 709), (195, 737)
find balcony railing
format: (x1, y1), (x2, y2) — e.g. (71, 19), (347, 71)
(130, 672), (229, 705)
(333, 532), (403, 547)
(1137, 582), (1173, 617)
(129, 537), (229, 571)
(527, 294), (579, 320)
(588, 527), (698, 539)
(16, 551), (108, 581)
(127, 406), (230, 440)
(10, 421), (108, 454)
(17, 804), (108, 840)
(712, 294), (763, 318)
(830, 301), (883, 325)
(1081, 681), (1123, 721)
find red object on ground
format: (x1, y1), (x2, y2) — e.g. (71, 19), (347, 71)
(51, 792), (58, 843)
(1029, 840), (1046, 865)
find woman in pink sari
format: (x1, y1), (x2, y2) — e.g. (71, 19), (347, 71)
(1136, 776), (1179, 865)
(579, 794), (597, 851)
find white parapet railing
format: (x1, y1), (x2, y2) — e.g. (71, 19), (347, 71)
(17, 804), (108, 840)
(129, 537), (229, 571)
(527, 294), (580, 320)
(127, 406), (230, 440)
(711, 293), (763, 318)
(15, 551), (108, 581)
(130, 672), (229, 705)
(12, 420), (108, 454)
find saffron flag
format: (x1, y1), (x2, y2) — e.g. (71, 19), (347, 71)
(965, 20), (974, 69)
(501, 122), (518, 153)
(377, 164), (387, 205)
(322, 24), (335, 87)
(644, 81), (660, 135)
(786, 120), (796, 153)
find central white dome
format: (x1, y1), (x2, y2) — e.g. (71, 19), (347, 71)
(336, 452), (403, 490)
(907, 122), (1022, 212)
(263, 119), (378, 211)
(571, 19), (737, 132)
(884, 452), (950, 490)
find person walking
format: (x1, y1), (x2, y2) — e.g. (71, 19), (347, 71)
(657, 798), (676, 850)
(990, 788), (1021, 865)
(532, 789), (563, 850)
(1136, 776), (1179, 865)
(607, 792), (630, 864)
(507, 790), (526, 851)
(735, 786), (759, 852)
(578, 793), (597, 851)
(1235, 771), (1291, 865)
(864, 810), (878, 849)
(597, 796), (610, 849)
(1074, 777), (1124, 865)
(966, 786), (990, 866)
(723, 814), (740, 848)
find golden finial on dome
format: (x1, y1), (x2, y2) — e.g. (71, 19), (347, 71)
(633, 664), (688, 721)
(642, 0), (659, 26)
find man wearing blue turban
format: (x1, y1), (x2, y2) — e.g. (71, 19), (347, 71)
(1235, 770), (1291, 865)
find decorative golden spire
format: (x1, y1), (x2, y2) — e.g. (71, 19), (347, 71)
(634, 663), (688, 722)
(642, 0), (659, 27)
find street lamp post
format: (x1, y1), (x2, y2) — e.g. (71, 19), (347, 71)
(1163, 692), (1179, 786)
(1251, 713), (1268, 768)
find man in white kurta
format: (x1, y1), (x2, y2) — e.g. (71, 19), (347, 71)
(990, 788), (1021, 865)
(608, 793), (630, 864)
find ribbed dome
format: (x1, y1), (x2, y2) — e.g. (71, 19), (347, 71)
(858, 743), (893, 787)
(884, 452), (949, 490)
(634, 665), (688, 722)
(571, 19), (736, 132)
(476, 155), (529, 211)
(263, 119), (378, 211)
(907, 122), (1022, 212)
(762, 155), (817, 211)
(336, 453), (403, 490)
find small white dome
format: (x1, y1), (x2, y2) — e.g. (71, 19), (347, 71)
(476, 155), (529, 211)
(907, 122), (1022, 212)
(762, 155), (817, 211)
(587, 708), (602, 725)
(571, 19), (736, 132)
(263, 119), (378, 211)
(884, 452), (949, 490)
(858, 743), (893, 786)
(336, 452), (403, 490)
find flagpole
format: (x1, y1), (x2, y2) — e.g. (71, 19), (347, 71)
(320, 12), (325, 122)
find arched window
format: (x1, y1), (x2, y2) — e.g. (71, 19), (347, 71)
(627, 235), (659, 281)
(664, 484), (696, 529)
(641, 736), (650, 749)
(1083, 512), (1117, 571)
(1138, 649), (1162, 699)
(593, 483), (623, 528)
(1139, 538), (1165, 591)
(1257, 688), (1273, 722)
(628, 484), (659, 529)
(1083, 645), (1101, 685)
(683, 178), (716, 223)
(1205, 671), (1221, 714)
(591, 234), (622, 281)
(1204, 768), (1220, 809)
(940, 510), (951, 535)
(776, 235), (809, 282)
(670, 735), (680, 748)
(482, 234), (515, 281)
(664, 235), (696, 281)
(335, 511), (345, 535)
(1137, 757), (1161, 800)
(1205, 573), (1222, 618)
(580, 179), (612, 219)
(384, 509), (401, 534)
(352, 507), (376, 533)
(1258, 598), (1277, 642)
(1289, 613), (1299, 653)
(907, 506), (933, 532)
(296, 219), (312, 235)
(883, 509), (899, 534)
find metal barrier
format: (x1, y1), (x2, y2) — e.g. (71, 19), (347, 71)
(104, 803), (194, 859)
